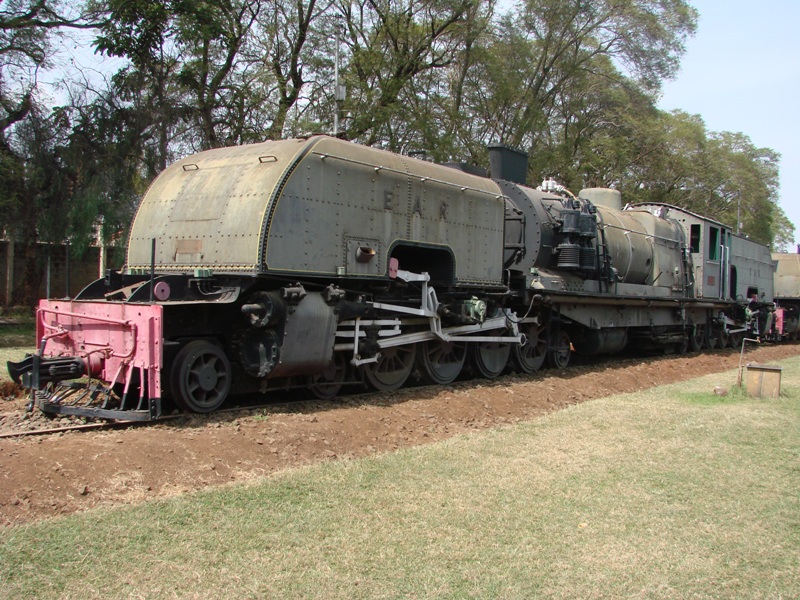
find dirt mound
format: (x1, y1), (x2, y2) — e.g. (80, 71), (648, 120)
(0, 381), (20, 399)
(1, 344), (798, 526)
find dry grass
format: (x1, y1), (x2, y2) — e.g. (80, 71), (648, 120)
(1, 359), (799, 599)
(0, 347), (34, 384)
(0, 348), (31, 409)
(0, 318), (36, 384)
(0, 321), (35, 349)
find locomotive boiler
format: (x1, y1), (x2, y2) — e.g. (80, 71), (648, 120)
(7, 135), (779, 420)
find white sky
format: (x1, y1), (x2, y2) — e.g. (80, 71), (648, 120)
(658, 0), (800, 250)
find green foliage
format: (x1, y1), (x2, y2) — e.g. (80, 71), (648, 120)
(611, 110), (785, 246)
(94, 0), (171, 65)
(339, 0), (482, 146)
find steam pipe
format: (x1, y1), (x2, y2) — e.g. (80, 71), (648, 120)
(65, 239), (70, 299)
(149, 238), (156, 303)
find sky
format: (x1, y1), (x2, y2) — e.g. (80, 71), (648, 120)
(658, 0), (800, 251)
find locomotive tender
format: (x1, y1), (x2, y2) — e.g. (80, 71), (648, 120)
(8, 135), (783, 420)
(773, 252), (800, 338)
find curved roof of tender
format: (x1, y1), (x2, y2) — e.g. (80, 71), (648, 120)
(127, 137), (314, 272)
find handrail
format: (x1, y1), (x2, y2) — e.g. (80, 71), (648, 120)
(39, 306), (134, 327)
(38, 306), (138, 360)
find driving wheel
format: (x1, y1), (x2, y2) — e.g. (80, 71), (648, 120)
(310, 352), (348, 400)
(511, 322), (547, 373)
(418, 340), (467, 385)
(471, 335), (511, 379)
(363, 344), (417, 391)
(170, 340), (232, 413)
(547, 330), (571, 369)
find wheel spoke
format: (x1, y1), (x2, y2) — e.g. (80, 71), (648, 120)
(418, 340), (466, 385)
(170, 341), (232, 413)
(547, 330), (571, 369)
(364, 344), (417, 391)
(690, 324), (705, 352)
(512, 322), (547, 373)
(472, 333), (511, 379)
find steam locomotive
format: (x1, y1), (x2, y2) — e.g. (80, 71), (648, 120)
(7, 135), (789, 420)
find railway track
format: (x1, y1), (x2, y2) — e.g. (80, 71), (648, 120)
(0, 420), (131, 438)
(0, 343), (780, 440)
(0, 392), (354, 439)
(0, 376), (375, 438)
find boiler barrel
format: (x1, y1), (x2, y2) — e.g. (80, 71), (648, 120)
(596, 208), (653, 284)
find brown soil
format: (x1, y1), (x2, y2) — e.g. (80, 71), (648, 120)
(1, 344), (798, 526)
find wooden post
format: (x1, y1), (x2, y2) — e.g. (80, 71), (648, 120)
(5, 237), (13, 306)
(65, 239), (70, 299)
(46, 244), (51, 299)
(98, 218), (106, 278)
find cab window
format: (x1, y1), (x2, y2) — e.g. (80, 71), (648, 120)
(708, 227), (719, 260)
(690, 224), (701, 253)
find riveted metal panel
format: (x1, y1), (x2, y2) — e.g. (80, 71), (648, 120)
(38, 299), (164, 399)
(346, 238), (382, 275)
(614, 205), (685, 291)
(127, 138), (313, 272)
(773, 252), (800, 299)
(634, 203), (733, 300)
(263, 136), (506, 285)
(729, 234), (775, 300)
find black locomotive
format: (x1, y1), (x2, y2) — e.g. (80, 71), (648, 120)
(7, 135), (786, 420)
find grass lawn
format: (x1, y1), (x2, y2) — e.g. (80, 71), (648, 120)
(1, 359), (798, 599)
(0, 323), (35, 349)
(0, 347), (34, 383)
(0, 318), (35, 384)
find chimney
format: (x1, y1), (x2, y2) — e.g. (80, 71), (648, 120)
(488, 145), (528, 185)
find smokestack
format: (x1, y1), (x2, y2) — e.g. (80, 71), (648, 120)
(488, 145), (528, 185)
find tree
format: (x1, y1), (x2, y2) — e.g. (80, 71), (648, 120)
(455, 0), (697, 157)
(57, 88), (150, 253)
(380, 0), (498, 161)
(0, 0), (794, 308)
(707, 131), (782, 246)
(96, 0), (268, 153)
(258, 0), (331, 140)
(172, 0), (263, 149)
(94, 0), (179, 173)
(337, 0), (479, 146)
(610, 110), (789, 248)
(0, 0), (100, 303)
